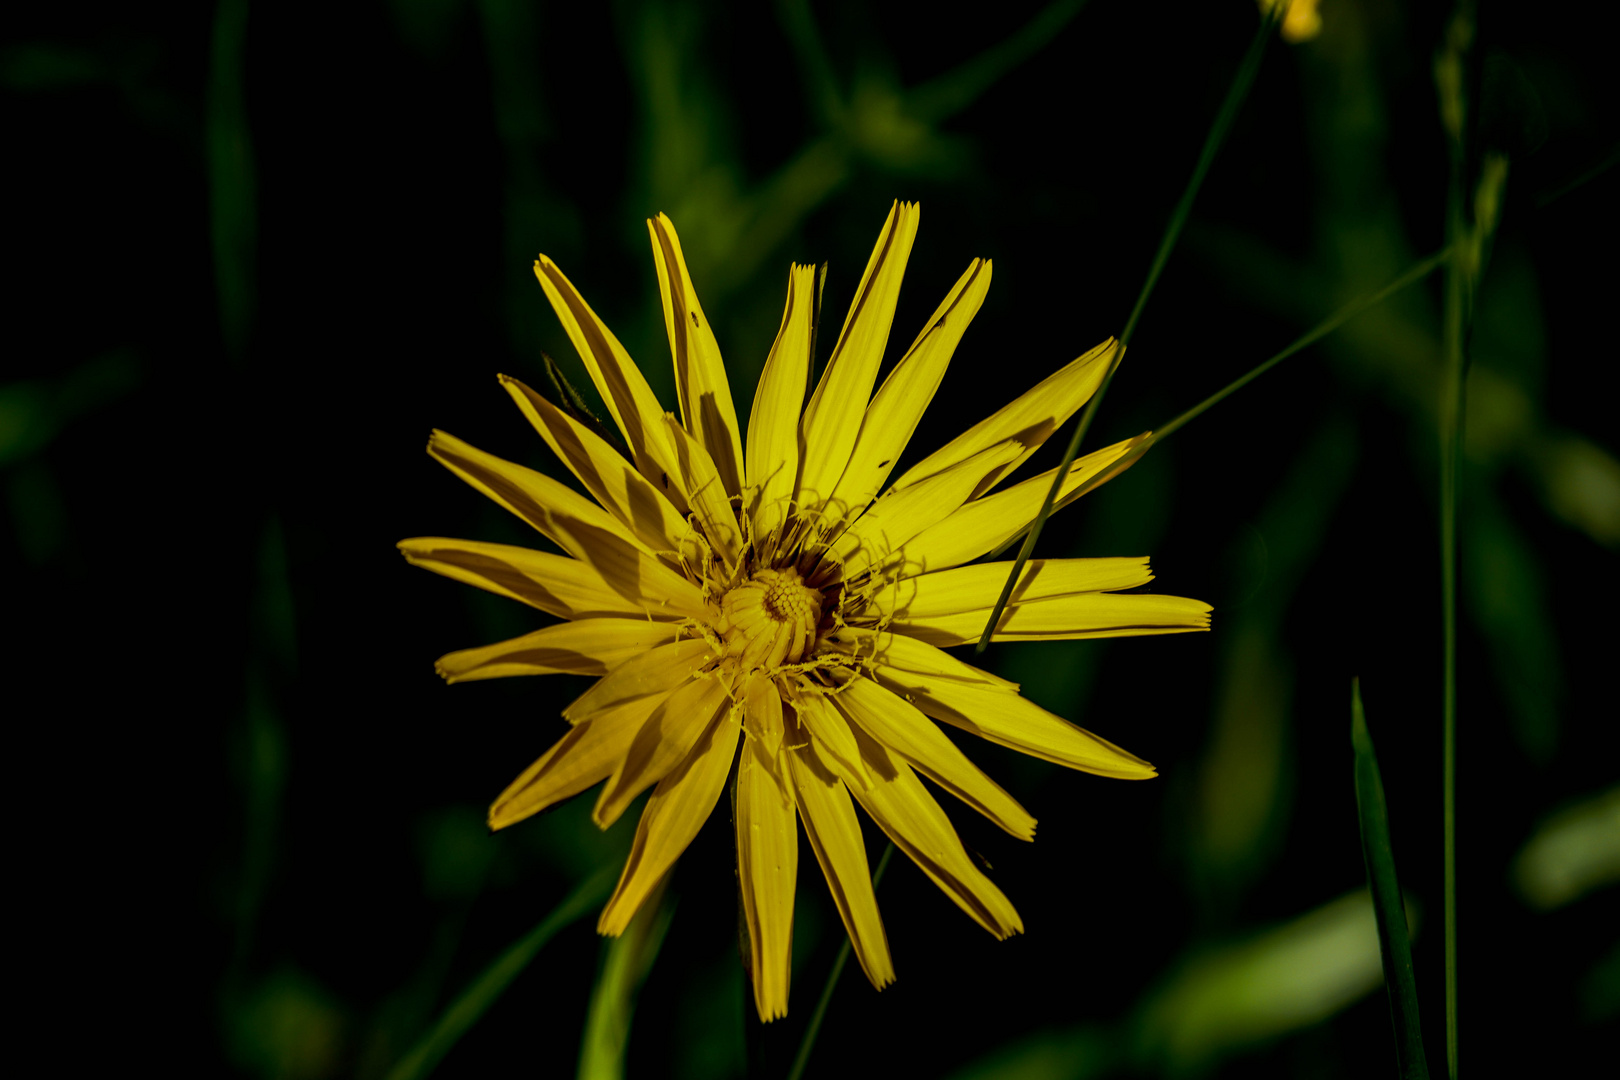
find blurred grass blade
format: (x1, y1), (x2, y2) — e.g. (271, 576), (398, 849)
(906, 0), (1091, 124)
(207, 0), (256, 364)
(976, 6), (1281, 653)
(786, 843), (895, 1080)
(386, 865), (616, 1080)
(1352, 680), (1430, 1080)
(578, 872), (675, 1080)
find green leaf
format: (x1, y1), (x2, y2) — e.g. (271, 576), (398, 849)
(1351, 680), (1430, 1080)
(385, 865), (617, 1080)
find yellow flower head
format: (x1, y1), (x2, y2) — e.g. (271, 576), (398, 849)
(1260, 0), (1323, 43)
(400, 203), (1211, 1021)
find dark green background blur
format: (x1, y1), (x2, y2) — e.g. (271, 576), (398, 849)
(6, 1), (1616, 1077)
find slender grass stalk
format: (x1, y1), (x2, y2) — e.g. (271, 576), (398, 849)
(1435, 10), (1475, 1075)
(785, 843), (895, 1080)
(1146, 250), (1450, 445)
(386, 866), (617, 1080)
(984, 248), (1450, 561)
(1352, 679), (1431, 1080)
(976, 7), (1280, 653)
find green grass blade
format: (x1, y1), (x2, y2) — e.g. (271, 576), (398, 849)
(1352, 680), (1431, 1080)
(577, 874), (675, 1080)
(385, 865), (617, 1080)
(975, 7), (1280, 654)
(786, 843), (895, 1080)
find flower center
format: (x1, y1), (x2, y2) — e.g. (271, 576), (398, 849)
(718, 567), (825, 673)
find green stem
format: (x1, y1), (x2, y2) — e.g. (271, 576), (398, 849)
(785, 843), (895, 1080)
(385, 866), (617, 1080)
(1352, 680), (1431, 1080)
(1148, 249), (1450, 446)
(976, 7), (1280, 653)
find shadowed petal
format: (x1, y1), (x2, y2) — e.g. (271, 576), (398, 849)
(746, 262), (818, 547)
(798, 201), (920, 514)
(436, 618), (684, 683)
(593, 674), (733, 827)
(426, 430), (706, 618)
(890, 337), (1118, 498)
(532, 255), (689, 511)
(564, 638), (716, 723)
(398, 537), (671, 621)
(598, 702), (743, 935)
(648, 213), (744, 496)
(893, 592), (1213, 646)
(736, 737), (797, 1021)
(489, 693), (666, 830)
(827, 725), (1023, 939)
(830, 674), (1036, 840)
(784, 724), (894, 990)
(500, 374), (689, 555)
(882, 432), (1150, 577)
(827, 257), (992, 518)
(864, 557), (1154, 619)
(873, 652), (1156, 779)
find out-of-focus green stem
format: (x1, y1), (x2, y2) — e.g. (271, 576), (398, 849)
(386, 867), (617, 1080)
(1435, 8), (1475, 1075)
(976, 7), (1280, 654)
(207, 0), (256, 365)
(1352, 680), (1431, 1080)
(785, 843), (895, 1080)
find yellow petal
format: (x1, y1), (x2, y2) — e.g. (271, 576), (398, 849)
(746, 262), (818, 547)
(827, 258), (991, 517)
(829, 726), (1023, 939)
(564, 638), (715, 723)
(865, 557), (1154, 619)
(736, 738), (797, 1021)
(594, 673), (733, 827)
(889, 337), (1119, 497)
(427, 430), (706, 619)
(873, 655), (1156, 779)
(500, 374), (689, 555)
(436, 618), (684, 683)
(822, 626), (1017, 691)
(884, 432), (1150, 576)
(743, 676), (784, 759)
(398, 537), (670, 621)
(790, 688), (870, 789)
(647, 213), (744, 497)
(893, 592), (1213, 646)
(784, 729), (894, 990)
(830, 441), (1023, 583)
(488, 694), (664, 830)
(532, 255), (688, 511)
(598, 702), (742, 935)
(829, 674), (1035, 841)
(797, 201), (920, 514)
(664, 415), (742, 571)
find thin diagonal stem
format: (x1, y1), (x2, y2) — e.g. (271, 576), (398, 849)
(984, 248), (1449, 561)
(785, 843), (895, 1080)
(976, 8), (1279, 653)
(1149, 249), (1450, 445)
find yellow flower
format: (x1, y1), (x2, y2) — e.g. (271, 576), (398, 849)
(400, 203), (1211, 1021)
(1260, 0), (1323, 43)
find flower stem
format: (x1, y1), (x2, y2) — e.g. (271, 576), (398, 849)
(785, 843), (895, 1080)
(976, 7), (1280, 653)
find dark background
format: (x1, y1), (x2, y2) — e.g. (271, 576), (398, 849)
(6, 1), (1617, 1077)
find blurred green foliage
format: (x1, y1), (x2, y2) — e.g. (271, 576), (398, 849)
(7, 1), (1616, 1078)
